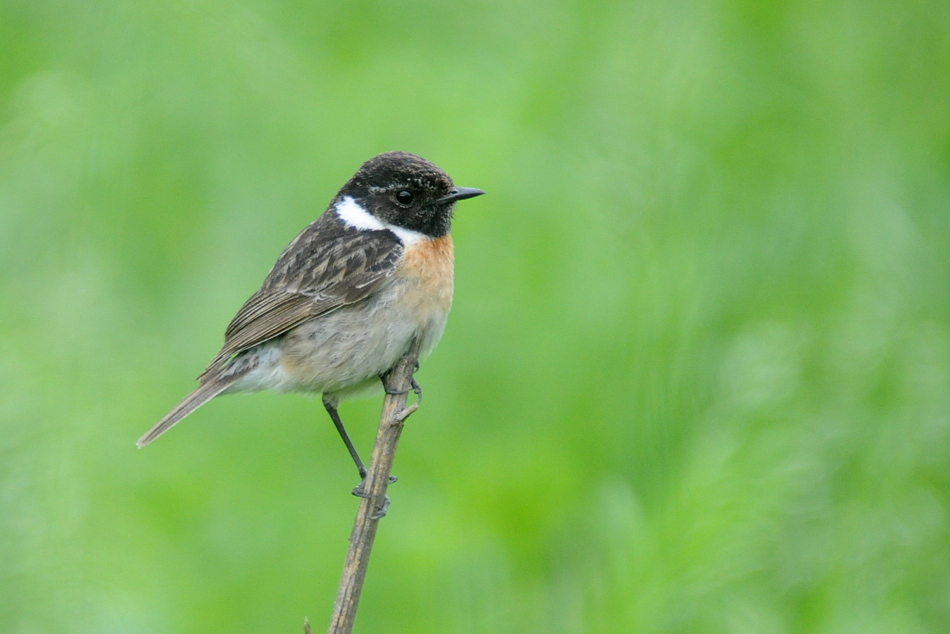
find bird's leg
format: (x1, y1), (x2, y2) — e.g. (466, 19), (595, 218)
(322, 396), (367, 480)
(324, 396), (397, 498)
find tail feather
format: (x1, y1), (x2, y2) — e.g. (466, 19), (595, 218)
(137, 376), (236, 448)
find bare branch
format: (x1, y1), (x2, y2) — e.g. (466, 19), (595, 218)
(325, 338), (423, 634)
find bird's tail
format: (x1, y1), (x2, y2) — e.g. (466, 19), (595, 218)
(137, 375), (238, 448)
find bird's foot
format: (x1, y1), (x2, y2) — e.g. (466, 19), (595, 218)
(351, 475), (398, 498)
(371, 496), (390, 520)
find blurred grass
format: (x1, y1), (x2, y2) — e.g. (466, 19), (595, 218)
(2, 0), (949, 632)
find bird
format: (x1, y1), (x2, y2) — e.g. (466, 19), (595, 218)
(137, 152), (484, 479)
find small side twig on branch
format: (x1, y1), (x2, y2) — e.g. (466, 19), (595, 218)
(321, 338), (423, 634)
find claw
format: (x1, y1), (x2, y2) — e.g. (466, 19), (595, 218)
(351, 482), (391, 519)
(370, 496), (391, 520)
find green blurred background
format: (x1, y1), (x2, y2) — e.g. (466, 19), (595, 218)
(2, 0), (949, 632)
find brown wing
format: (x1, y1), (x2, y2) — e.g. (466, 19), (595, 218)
(198, 215), (403, 382)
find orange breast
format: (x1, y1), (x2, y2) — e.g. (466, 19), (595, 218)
(395, 235), (455, 320)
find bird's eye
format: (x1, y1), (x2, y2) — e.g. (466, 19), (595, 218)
(396, 189), (414, 206)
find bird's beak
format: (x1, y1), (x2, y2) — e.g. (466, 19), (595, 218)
(436, 187), (485, 205)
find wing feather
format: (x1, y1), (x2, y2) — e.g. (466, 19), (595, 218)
(198, 214), (403, 382)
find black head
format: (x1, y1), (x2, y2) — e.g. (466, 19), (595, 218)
(335, 152), (484, 238)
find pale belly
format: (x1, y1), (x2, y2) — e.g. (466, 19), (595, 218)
(223, 237), (454, 401)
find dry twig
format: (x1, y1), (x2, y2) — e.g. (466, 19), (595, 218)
(318, 338), (422, 634)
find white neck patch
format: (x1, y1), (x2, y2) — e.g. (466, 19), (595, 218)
(335, 196), (384, 230)
(335, 196), (427, 247)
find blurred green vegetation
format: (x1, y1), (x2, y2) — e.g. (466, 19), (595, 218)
(2, 0), (949, 632)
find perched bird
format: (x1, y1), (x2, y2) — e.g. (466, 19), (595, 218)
(137, 152), (484, 478)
